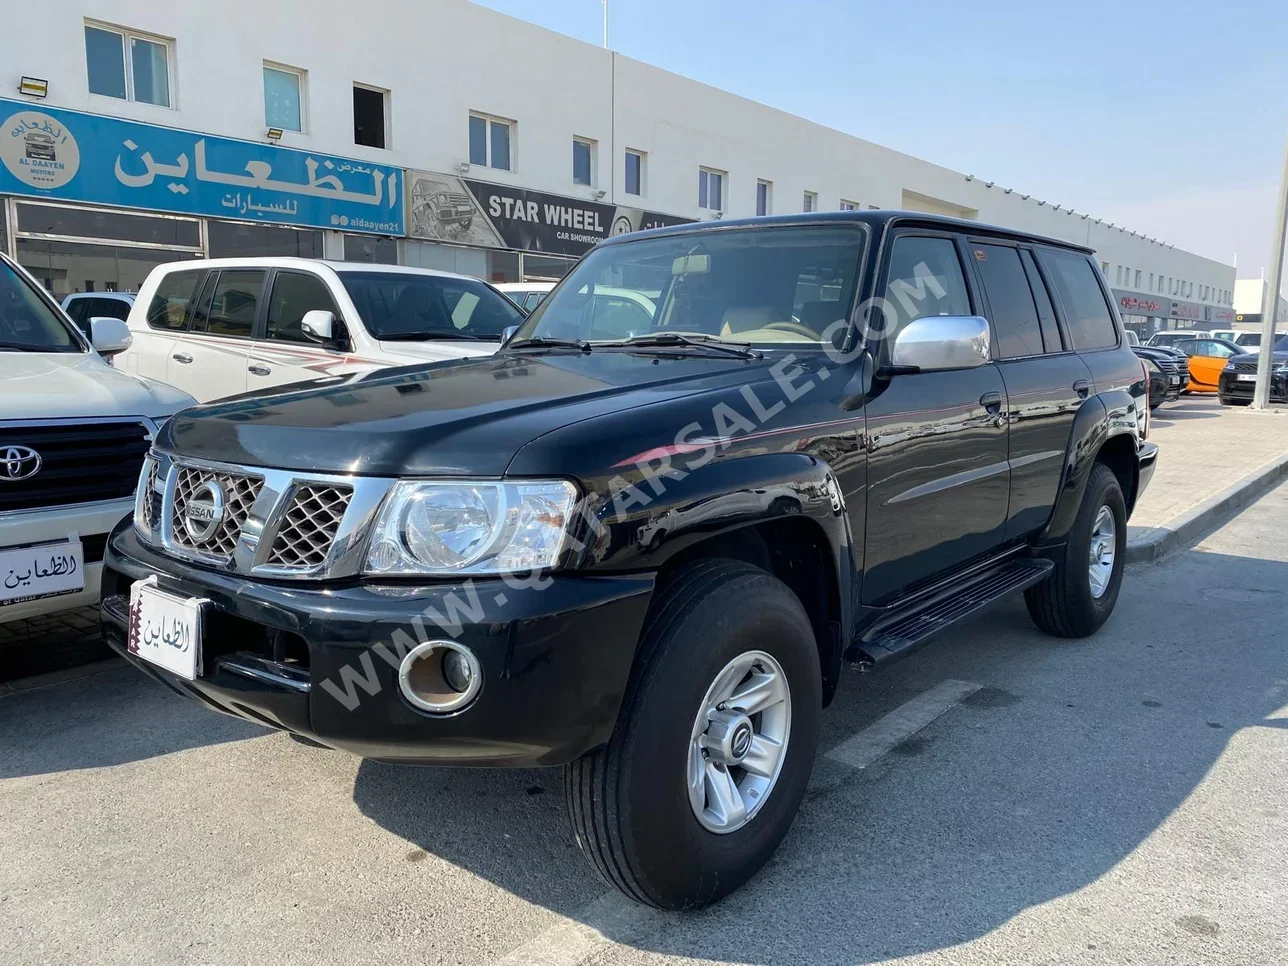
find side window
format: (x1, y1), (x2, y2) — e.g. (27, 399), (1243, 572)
(203, 270), (265, 338)
(972, 243), (1044, 358)
(1019, 250), (1063, 352)
(524, 292), (544, 311)
(265, 272), (338, 344)
(882, 235), (971, 344)
(1041, 250), (1119, 350)
(64, 298), (88, 325)
(145, 271), (204, 332)
(94, 297), (132, 321)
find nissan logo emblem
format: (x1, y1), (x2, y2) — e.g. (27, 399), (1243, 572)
(0, 446), (42, 482)
(730, 723), (753, 761)
(183, 480), (226, 543)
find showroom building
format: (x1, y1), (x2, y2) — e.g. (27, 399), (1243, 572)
(4, 0), (1235, 335)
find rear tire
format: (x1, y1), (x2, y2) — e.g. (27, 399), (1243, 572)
(565, 559), (821, 909)
(1026, 463), (1126, 638)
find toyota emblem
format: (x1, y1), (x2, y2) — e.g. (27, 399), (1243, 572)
(183, 481), (227, 543)
(0, 446), (42, 482)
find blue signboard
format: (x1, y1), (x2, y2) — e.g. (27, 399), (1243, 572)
(0, 98), (403, 235)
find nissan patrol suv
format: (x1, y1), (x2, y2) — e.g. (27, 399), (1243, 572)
(102, 212), (1156, 909)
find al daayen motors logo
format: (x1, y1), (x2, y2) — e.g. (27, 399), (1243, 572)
(1, 111), (81, 190)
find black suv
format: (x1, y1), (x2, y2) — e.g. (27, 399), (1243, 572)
(103, 212), (1156, 909)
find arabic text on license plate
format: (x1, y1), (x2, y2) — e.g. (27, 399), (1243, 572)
(1237, 374), (1257, 382)
(0, 538), (84, 606)
(128, 580), (203, 681)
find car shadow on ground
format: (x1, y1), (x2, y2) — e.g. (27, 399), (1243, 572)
(352, 543), (1288, 964)
(0, 664), (266, 780)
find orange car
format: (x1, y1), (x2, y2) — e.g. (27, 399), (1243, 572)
(1174, 338), (1247, 393)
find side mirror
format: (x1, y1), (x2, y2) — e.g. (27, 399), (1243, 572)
(89, 317), (132, 357)
(300, 309), (336, 344)
(890, 315), (990, 373)
(500, 324), (520, 345)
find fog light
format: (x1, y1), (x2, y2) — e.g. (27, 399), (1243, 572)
(397, 641), (482, 714)
(442, 649), (473, 693)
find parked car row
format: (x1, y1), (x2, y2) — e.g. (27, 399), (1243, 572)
(1128, 329), (1287, 409)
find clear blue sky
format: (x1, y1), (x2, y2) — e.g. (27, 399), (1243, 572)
(471, 0), (1288, 278)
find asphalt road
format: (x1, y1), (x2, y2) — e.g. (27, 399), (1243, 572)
(3, 482), (1287, 966)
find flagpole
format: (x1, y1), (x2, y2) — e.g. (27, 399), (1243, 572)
(602, 0), (608, 48)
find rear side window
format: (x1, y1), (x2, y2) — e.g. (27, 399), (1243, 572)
(882, 235), (971, 342)
(202, 270), (264, 338)
(265, 272), (338, 344)
(972, 244), (1044, 358)
(90, 297), (131, 321)
(146, 271), (204, 331)
(1041, 250), (1119, 350)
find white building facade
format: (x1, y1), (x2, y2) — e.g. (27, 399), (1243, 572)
(5, 0), (1235, 335)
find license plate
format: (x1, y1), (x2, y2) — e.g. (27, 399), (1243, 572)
(1169, 375), (1182, 386)
(0, 537), (84, 606)
(1237, 374), (1257, 382)
(127, 578), (204, 681)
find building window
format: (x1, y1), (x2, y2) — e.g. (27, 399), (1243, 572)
(756, 180), (772, 216)
(84, 22), (172, 107)
(1101, 261), (1109, 276)
(263, 64), (304, 133)
(353, 84), (388, 148)
(803, 191), (818, 212)
(625, 149), (645, 196)
(1116, 266), (1123, 285)
(698, 167), (725, 211)
(839, 200), (859, 211)
(1149, 273), (1154, 290)
(469, 113), (513, 171)
(572, 137), (596, 186)
(1135, 269), (1142, 289)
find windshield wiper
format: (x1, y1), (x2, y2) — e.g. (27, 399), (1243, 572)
(507, 336), (593, 352)
(379, 331), (484, 342)
(603, 333), (762, 360)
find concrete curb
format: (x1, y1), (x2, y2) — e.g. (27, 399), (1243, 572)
(1126, 450), (1288, 564)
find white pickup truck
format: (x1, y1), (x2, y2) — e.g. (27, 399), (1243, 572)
(0, 252), (193, 624)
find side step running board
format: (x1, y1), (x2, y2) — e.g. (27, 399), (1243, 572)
(847, 557), (1054, 669)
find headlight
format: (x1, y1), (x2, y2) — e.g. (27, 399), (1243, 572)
(1144, 358), (1162, 375)
(364, 480), (579, 576)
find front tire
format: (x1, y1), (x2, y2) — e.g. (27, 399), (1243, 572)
(565, 559), (821, 909)
(1026, 463), (1126, 638)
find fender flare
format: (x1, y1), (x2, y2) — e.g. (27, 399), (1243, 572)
(575, 451), (857, 699)
(1038, 390), (1141, 545)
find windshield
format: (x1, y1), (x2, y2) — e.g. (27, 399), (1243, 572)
(514, 225), (866, 347)
(338, 271), (523, 341)
(0, 258), (83, 353)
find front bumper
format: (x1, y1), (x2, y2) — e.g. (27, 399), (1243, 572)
(1, 499), (130, 623)
(102, 523), (654, 766)
(1218, 370), (1288, 402)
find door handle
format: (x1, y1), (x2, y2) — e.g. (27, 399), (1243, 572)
(248, 364), (272, 376)
(1073, 379), (1091, 398)
(980, 391), (1007, 428)
(172, 352), (193, 364)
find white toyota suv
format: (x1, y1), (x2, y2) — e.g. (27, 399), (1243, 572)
(116, 258), (524, 402)
(0, 253), (193, 623)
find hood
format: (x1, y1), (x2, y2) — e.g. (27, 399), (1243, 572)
(0, 352), (195, 421)
(161, 350), (775, 476)
(372, 340), (499, 366)
(1226, 351), (1288, 366)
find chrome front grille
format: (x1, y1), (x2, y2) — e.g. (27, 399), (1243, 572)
(138, 457), (161, 533)
(266, 484), (353, 569)
(136, 455), (390, 579)
(169, 466), (264, 559)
